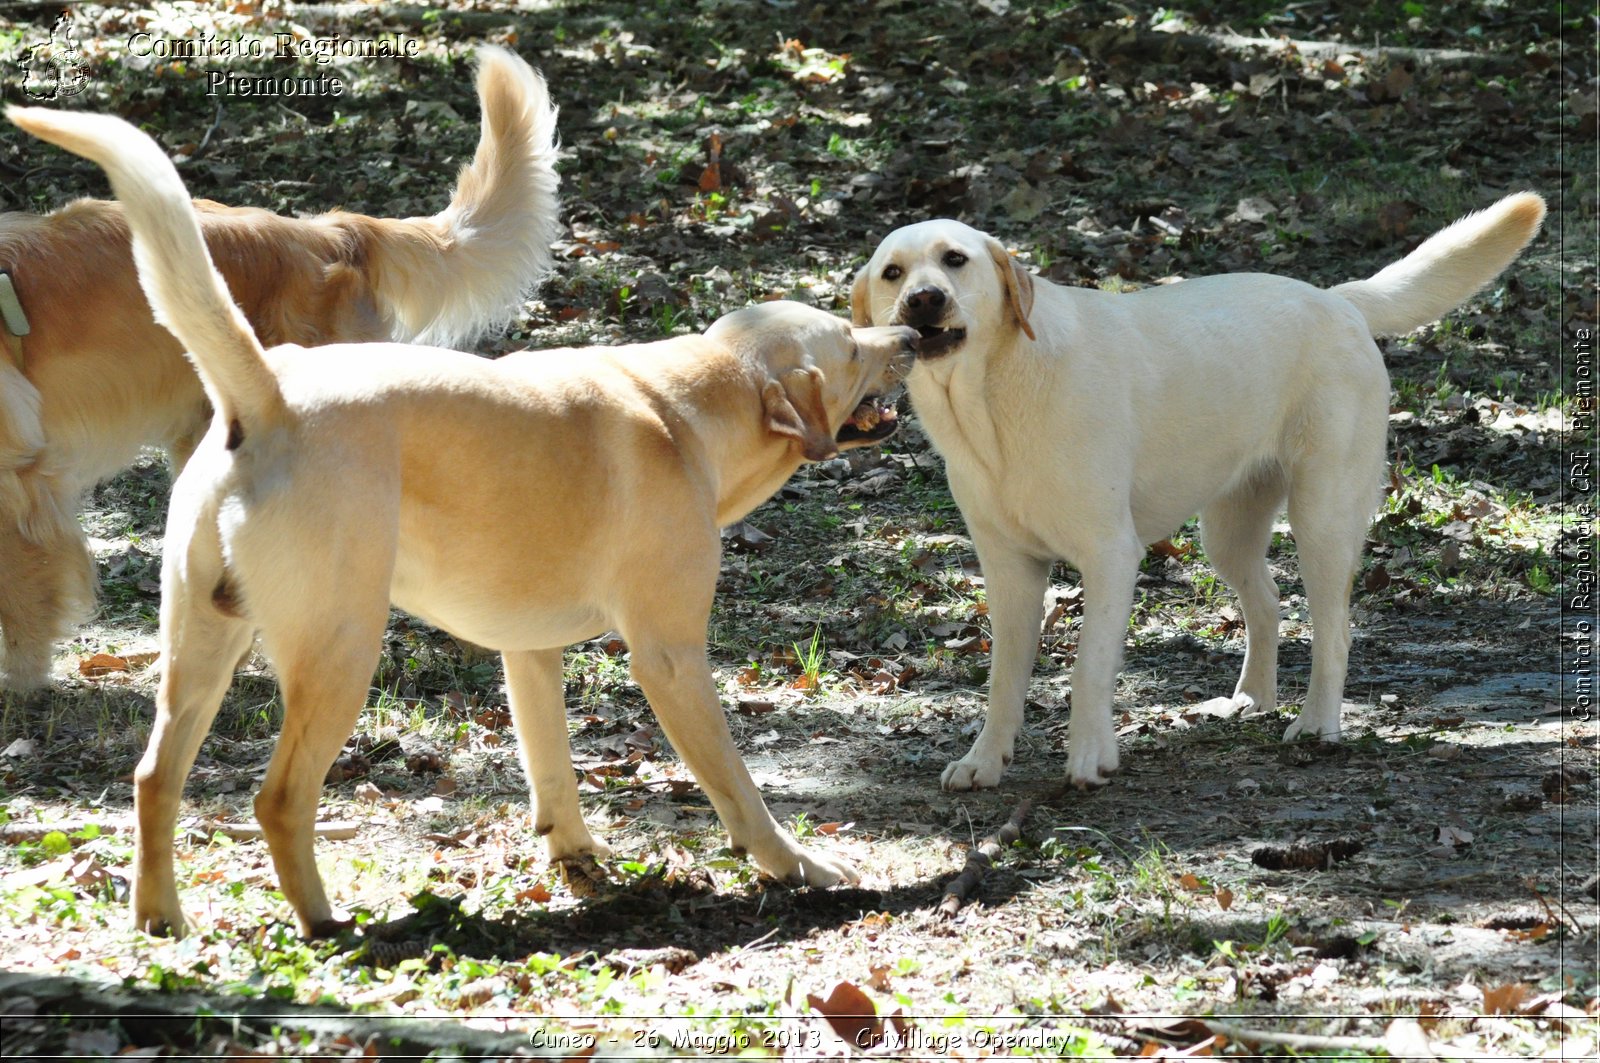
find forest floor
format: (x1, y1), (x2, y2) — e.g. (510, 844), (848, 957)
(0, 0), (1595, 1058)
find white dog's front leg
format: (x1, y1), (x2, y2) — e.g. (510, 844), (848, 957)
(1063, 536), (1143, 788)
(942, 541), (1049, 790)
(1282, 702), (1344, 742)
(504, 648), (611, 862)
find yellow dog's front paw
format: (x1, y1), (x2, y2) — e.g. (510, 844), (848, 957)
(788, 848), (859, 888)
(133, 904), (186, 939)
(543, 824), (613, 864)
(132, 882), (187, 939)
(747, 836), (859, 888)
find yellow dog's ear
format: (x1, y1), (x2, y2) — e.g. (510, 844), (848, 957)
(849, 265), (874, 326)
(763, 366), (838, 462)
(985, 238), (1036, 341)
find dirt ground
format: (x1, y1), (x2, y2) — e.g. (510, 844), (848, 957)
(0, 1), (1595, 1058)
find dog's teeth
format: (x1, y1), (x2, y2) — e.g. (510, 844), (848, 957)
(848, 401), (881, 431)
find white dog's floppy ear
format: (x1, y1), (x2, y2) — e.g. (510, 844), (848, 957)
(985, 238), (1037, 341)
(763, 366), (839, 462)
(849, 265), (874, 326)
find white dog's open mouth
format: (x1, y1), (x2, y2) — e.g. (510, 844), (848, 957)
(837, 396), (900, 445)
(910, 324), (966, 358)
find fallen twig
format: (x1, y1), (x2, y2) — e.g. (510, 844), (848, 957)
(938, 799), (1032, 919)
(1196, 1019), (1439, 1058)
(1077, 25), (1521, 73)
(1, 822), (126, 844)
(205, 820), (360, 842)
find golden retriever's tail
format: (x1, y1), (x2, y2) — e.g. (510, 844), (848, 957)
(7, 107), (284, 434)
(1331, 192), (1545, 337)
(365, 46), (561, 348)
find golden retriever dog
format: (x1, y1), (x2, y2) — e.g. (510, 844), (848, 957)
(852, 194), (1545, 790)
(9, 103), (918, 938)
(0, 47), (560, 692)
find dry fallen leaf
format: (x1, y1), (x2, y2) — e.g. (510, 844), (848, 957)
(722, 521), (773, 553)
(698, 131), (723, 193)
(78, 652), (129, 677)
(1376, 198), (1420, 237)
(806, 980), (881, 1049)
(516, 882), (552, 904)
(1482, 981), (1534, 1015)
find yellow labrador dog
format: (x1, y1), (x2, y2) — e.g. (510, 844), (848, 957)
(853, 194), (1544, 790)
(11, 105), (917, 938)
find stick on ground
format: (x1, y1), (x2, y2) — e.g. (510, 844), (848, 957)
(938, 799), (1032, 919)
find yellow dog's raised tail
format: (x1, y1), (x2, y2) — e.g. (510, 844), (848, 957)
(7, 106), (285, 438)
(1331, 192), (1546, 337)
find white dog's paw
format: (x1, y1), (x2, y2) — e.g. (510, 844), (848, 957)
(941, 733), (1013, 791)
(1194, 692), (1264, 719)
(1064, 732), (1119, 789)
(1282, 709), (1342, 743)
(941, 751), (1009, 791)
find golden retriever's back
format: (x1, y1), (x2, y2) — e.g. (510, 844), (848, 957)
(0, 200), (395, 484)
(2, 199), (394, 357)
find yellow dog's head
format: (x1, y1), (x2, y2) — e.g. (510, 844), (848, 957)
(707, 300), (918, 462)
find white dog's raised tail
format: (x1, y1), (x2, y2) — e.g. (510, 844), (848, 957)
(7, 107), (283, 436)
(1331, 192), (1545, 337)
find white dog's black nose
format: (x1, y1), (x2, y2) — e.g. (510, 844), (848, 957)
(904, 286), (947, 322)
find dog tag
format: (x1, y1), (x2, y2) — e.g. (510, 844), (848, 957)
(0, 273), (29, 336)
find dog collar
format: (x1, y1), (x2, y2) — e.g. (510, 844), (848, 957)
(0, 272), (27, 369)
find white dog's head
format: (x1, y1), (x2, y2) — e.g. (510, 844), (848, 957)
(850, 219), (1035, 363)
(706, 300), (919, 462)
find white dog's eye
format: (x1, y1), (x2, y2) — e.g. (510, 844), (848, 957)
(942, 250), (968, 268)
(881, 264), (903, 281)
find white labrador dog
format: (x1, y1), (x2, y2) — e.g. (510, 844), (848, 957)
(12, 105), (919, 938)
(853, 194), (1545, 789)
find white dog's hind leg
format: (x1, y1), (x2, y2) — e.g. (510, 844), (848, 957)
(1063, 532), (1143, 788)
(504, 646), (610, 862)
(942, 535), (1048, 790)
(1198, 474), (1288, 715)
(1282, 445), (1381, 742)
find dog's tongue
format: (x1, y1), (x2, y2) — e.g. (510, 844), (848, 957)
(847, 401), (896, 431)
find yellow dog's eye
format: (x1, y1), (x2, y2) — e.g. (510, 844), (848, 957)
(943, 250), (968, 268)
(881, 264), (903, 281)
